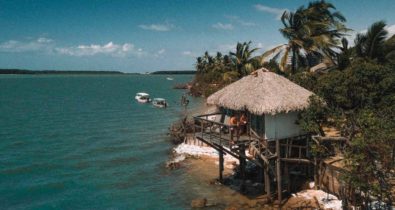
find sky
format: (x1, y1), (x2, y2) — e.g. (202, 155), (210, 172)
(0, 0), (395, 73)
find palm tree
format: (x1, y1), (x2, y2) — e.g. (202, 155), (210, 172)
(259, 0), (348, 74)
(195, 56), (204, 73)
(278, 7), (308, 74)
(230, 41), (259, 78)
(354, 21), (388, 62)
(384, 35), (395, 63)
(337, 37), (351, 70)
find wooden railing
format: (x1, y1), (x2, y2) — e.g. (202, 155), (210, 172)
(193, 113), (237, 148)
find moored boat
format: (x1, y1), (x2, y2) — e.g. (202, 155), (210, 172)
(152, 98), (168, 108)
(135, 92), (151, 103)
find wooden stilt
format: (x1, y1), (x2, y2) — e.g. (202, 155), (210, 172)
(258, 158), (264, 183)
(219, 148), (224, 182)
(314, 157), (319, 190)
(264, 164), (271, 197)
(239, 144), (246, 192)
(284, 162), (290, 193)
(276, 139), (282, 203)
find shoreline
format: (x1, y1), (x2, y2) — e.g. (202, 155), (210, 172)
(167, 99), (343, 209)
(169, 143), (343, 209)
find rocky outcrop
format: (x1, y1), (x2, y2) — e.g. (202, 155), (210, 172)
(190, 198), (207, 208)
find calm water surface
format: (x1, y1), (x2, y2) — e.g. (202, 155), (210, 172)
(0, 74), (204, 210)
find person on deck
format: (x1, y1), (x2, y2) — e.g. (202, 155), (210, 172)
(239, 113), (248, 135)
(229, 115), (238, 143)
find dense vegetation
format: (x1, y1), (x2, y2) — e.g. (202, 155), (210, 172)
(297, 37), (395, 208)
(190, 1), (349, 96)
(191, 0), (395, 208)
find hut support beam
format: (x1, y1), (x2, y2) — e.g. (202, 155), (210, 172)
(284, 162), (290, 193)
(276, 139), (282, 203)
(219, 148), (224, 182)
(264, 165), (271, 197)
(239, 144), (246, 192)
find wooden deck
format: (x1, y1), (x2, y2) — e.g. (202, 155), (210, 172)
(193, 113), (313, 204)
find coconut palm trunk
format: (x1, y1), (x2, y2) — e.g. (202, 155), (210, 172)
(292, 47), (297, 74)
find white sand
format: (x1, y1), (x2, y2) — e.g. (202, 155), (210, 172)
(173, 143), (239, 168)
(292, 189), (342, 210)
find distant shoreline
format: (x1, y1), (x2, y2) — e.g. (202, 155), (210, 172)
(0, 69), (196, 75)
(150, 70), (196, 75)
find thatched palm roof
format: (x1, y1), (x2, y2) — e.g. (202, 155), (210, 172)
(207, 68), (314, 115)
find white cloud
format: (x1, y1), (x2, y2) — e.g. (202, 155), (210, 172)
(37, 37), (53, 43)
(153, 48), (166, 57)
(0, 37), (54, 53)
(225, 15), (256, 27)
(138, 23), (174, 31)
(256, 42), (264, 49)
(386, 24), (395, 37)
(157, 49), (165, 55)
(0, 37), (149, 58)
(212, 22), (234, 30)
(182, 51), (198, 57)
(346, 24), (395, 47)
(56, 42), (145, 57)
(254, 4), (288, 20)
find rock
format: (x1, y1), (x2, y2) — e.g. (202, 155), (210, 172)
(225, 202), (243, 210)
(208, 179), (216, 185)
(205, 201), (217, 207)
(166, 161), (181, 170)
(257, 197), (270, 205)
(191, 198), (207, 208)
(224, 205), (239, 210)
(246, 200), (258, 208)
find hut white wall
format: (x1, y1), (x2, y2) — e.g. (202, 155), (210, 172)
(264, 111), (305, 139)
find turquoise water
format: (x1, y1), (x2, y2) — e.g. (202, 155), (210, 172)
(0, 74), (203, 210)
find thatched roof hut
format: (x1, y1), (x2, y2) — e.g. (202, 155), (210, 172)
(207, 68), (314, 115)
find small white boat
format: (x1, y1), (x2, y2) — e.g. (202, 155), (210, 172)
(152, 98), (168, 108)
(166, 77), (174, 81)
(135, 92), (151, 103)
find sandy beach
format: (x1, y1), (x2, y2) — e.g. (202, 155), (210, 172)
(171, 143), (343, 210)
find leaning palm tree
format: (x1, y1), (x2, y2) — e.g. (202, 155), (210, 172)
(259, 0), (348, 74)
(354, 21), (388, 62)
(230, 41), (259, 78)
(278, 7), (309, 74)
